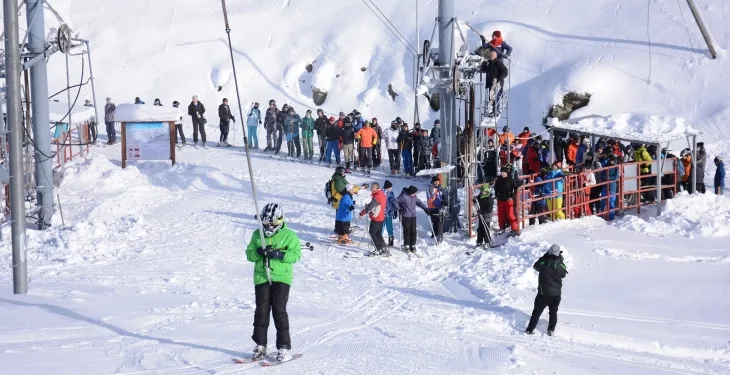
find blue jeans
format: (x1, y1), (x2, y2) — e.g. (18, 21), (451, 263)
(384, 215), (394, 237)
(326, 140), (340, 164)
(607, 192), (617, 221)
(248, 125), (258, 148)
(402, 149), (413, 175)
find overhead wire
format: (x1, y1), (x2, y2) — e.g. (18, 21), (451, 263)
(359, 0), (418, 56)
(646, 0), (653, 84)
(675, 0), (696, 50)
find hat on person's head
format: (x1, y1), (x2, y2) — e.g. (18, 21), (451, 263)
(492, 30), (502, 38)
(431, 176), (440, 183)
(480, 184), (491, 195)
(500, 166), (510, 173)
(435, 119), (440, 124)
(715, 156), (722, 163)
(106, 97), (111, 101)
(345, 184), (354, 192)
(548, 244), (562, 256)
(523, 126), (530, 131)
(384, 180), (393, 189)
(407, 186), (418, 195)
(328, 116), (336, 122)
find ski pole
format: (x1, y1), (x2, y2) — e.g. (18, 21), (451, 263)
(221, 0), (270, 285)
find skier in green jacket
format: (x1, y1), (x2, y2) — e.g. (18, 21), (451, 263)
(245, 203), (302, 363)
(301, 110), (316, 160)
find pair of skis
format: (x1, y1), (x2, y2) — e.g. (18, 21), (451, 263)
(232, 353), (303, 367)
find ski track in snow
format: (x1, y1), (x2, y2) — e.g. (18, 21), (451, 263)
(2, 140), (729, 374)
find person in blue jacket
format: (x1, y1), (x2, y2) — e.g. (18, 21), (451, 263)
(335, 184), (357, 245)
(529, 168), (550, 225)
(383, 180), (397, 247)
(606, 155), (620, 220)
(714, 156), (725, 195)
(544, 161), (566, 220)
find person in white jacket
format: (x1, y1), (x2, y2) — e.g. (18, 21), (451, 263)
(172, 101), (186, 146)
(582, 164), (597, 216)
(382, 120), (401, 175)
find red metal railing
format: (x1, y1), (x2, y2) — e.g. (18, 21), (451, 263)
(468, 158), (679, 237)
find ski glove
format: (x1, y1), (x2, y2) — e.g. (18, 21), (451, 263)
(256, 246), (273, 256)
(266, 249), (285, 260)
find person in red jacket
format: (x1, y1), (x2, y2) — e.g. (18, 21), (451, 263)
(517, 127), (531, 148)
(494, 166), (520, 236)
(360, 182), (388, 256)
(526, 139), (542, 176)
(566, 137), (579, 166)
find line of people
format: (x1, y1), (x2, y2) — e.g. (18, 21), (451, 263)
(329, 166), (447, 256)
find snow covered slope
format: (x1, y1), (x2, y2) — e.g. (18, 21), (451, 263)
(2, 136), (730, 374)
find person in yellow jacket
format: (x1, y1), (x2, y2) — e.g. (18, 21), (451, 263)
(634, 144), (655, 202)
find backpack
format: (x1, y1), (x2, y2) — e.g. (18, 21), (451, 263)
(325, 179), (335, 205)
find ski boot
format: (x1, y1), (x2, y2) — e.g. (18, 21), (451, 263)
(337, 235), (353, 245)
(388, 237), (394, 247)
(547, 330), (554, 337)
(252, 345), (267, 361)
(380, 248), (391, 257)
(194, 142), (199, 149)
(409, 245), (417, 253)
(276, 349), (292, 363)
(525, 329), (535, 335)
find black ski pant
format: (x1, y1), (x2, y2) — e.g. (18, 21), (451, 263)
(335, 220), (351, 236)
(192, 118), (207, 143)
(105, 121), (116, 143)
(266, 126), (276, 149)
(429, 210), (444, 243)
(528, 203), (547, 225)
(388, 149), (400, 172)
(275, 126), (284, 153)
(369, 220), (387, 251)
(476, 213), (492, 245)
(219, 120), (230, 143)
(526, 294), (561, 332)
(253, 282), (291, 350)
(373, 144), (382, 167)
(697, 183), (706, 194)
(361, 147), (373, 169)
(318, 134), (326, 161)
(175, 124), (186, 144)
(87, 120), (97, 143)
(401, 216), (417, 246)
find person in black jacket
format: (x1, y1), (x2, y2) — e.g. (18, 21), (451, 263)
(397, 125), (415, 176)
(482, 51), (509, 117)
(264, 100), (278, 152)
(341, 119), (357, 172)
(324, 116), (343, 166)
(525, 244), (568, 336)
(315, 109), (329, 162)
(274, 104), (289, 155)
(473, 184), (495, 247)
(218, 98), (236, 147)
(494, 166), (520, 236)
(372, 118), (383, 168)
(188, 95), (207, 147)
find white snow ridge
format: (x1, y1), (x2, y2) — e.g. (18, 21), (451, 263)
(1, 0), (730, 374)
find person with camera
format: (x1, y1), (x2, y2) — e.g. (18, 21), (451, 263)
(525, 244), (568, 336)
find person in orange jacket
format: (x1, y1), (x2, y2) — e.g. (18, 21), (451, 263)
(680, 150), (693, 192)
(356, 120), (379, 175)
(566, 137), (579, 166)
(499, 126), (515, 146)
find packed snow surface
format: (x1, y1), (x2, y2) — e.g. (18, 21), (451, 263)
(2, 139), (730, 374)
(114, 103), (181, 123)
(555, 113), (699, 143)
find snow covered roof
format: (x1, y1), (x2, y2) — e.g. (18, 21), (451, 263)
(551, 113), (700, 144)
(114, 103), (179, 123)
(49, 100), (96, 124)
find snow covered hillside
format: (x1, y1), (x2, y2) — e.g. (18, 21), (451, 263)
(1, 0), (730, 374)
(45, 1), (730, 146)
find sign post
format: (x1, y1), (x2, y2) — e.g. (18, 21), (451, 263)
(121, 121), (176, 168)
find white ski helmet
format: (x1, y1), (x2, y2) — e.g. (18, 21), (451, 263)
(260, 203), (284, 237)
